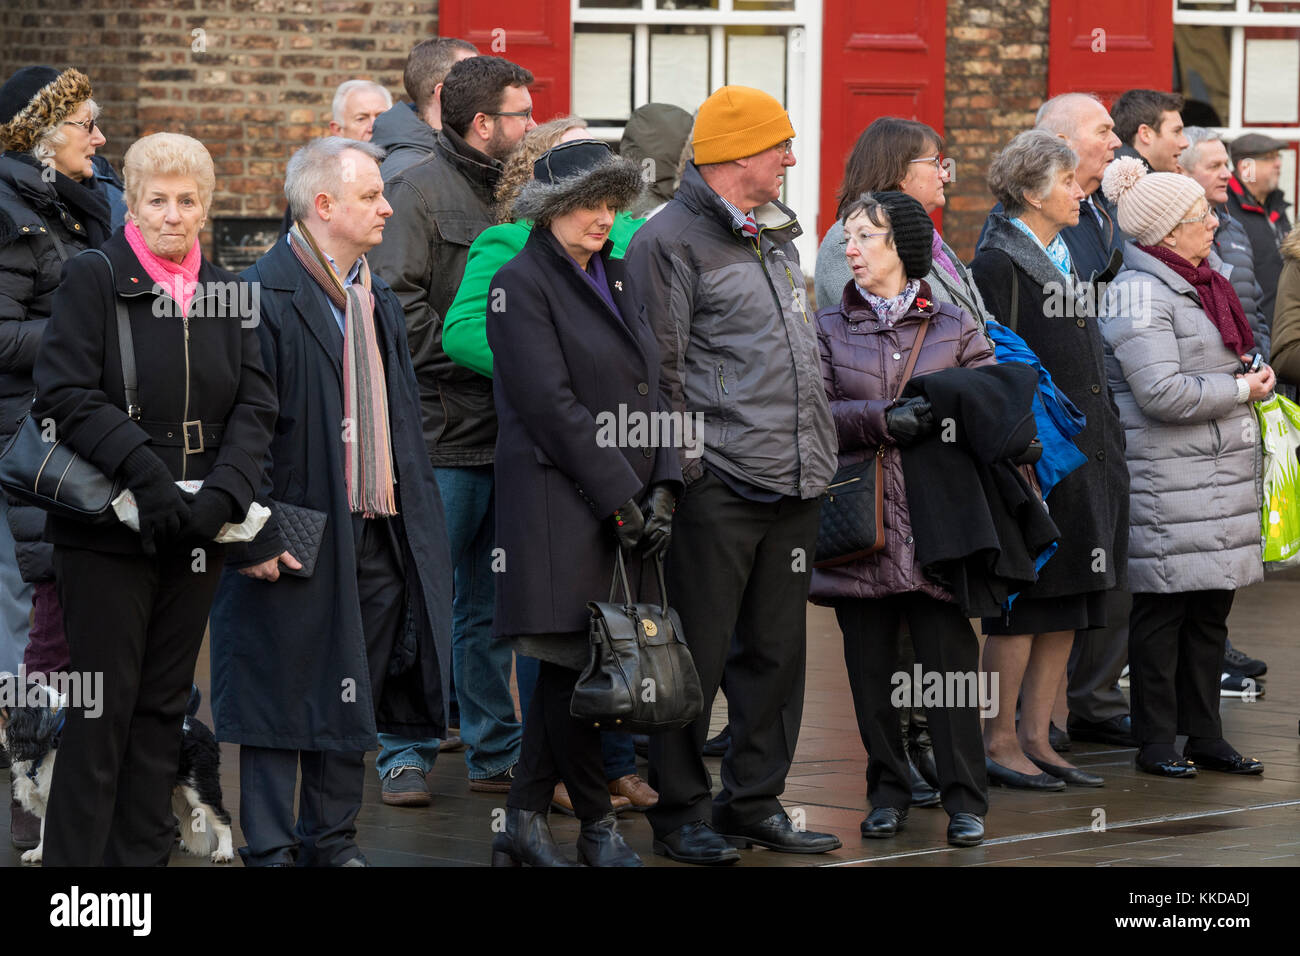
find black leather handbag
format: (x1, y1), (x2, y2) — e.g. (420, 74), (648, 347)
(0, 249), (136, 523)
(814, 313), (931, 568)
(571, 548), (703, 735)
(270, 500), (327, 578)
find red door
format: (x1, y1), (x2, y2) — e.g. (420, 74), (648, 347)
(438, 0), (571, 122)
(1049, 0), (1175, 105)
(819, 0), (948, 239)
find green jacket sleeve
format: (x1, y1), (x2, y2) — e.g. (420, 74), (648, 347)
(443, 221), (530, 378)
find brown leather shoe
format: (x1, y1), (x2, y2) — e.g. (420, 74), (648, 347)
(551, 783), (631, 817)
(608, 773), (658, 811)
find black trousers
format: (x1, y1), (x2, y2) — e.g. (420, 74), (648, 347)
(647, 472), (820, 836)
(1067, 588), (1132, 723)
(508, 659), (610, 821)
(43, 541), (226, 866)
(1128, 589), (1233, 746)
(836, 593), (988, 816)
(238, 516), (405, 865)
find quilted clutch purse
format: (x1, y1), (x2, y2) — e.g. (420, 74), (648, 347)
(271, 500), (327, 578)
(813, 452), (885, 568)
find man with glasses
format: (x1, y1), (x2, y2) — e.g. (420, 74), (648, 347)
(367, 55), (536, 807)
(1227, 132), (1292, 327)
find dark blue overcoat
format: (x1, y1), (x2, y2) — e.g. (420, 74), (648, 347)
(208, 238), (453, 750)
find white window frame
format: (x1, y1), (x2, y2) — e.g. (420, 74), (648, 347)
(572, 0), (823, 263)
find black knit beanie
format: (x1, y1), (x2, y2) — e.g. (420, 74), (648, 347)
(873, 191), (933, 281)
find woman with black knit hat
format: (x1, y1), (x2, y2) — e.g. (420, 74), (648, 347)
(486, 139), (682, 866)
(970, 129), (1128, 792)
(809, 190), (992, 848)
(0, 65), (113, 851)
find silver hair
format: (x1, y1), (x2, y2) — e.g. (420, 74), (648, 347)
(1035, 92), (1105, 138)
(31, 98), (100, 166)
(284, 137), (387, 222)
(330, 80), (392, 126)
(1179, 126), (1223, 172)
(988, 129), (1079, 217)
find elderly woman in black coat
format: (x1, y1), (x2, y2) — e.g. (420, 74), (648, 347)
(970, 130), (1129, 790)
(487, 141), (681, 867)
(32, 132), (277, 865)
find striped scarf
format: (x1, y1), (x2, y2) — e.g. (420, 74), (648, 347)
(288, 222), (397, 517)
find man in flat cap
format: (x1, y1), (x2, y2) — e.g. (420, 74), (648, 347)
(1228, 132), (1293, 324)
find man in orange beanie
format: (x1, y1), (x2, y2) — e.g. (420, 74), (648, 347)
(624, 86), (841, 864)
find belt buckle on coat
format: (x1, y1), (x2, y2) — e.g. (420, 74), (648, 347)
(183, 420), (205, 455)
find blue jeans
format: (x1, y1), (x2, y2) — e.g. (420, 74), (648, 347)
(0, 499), (33, 673)
(435, 465), (520, 778)
(375, 734), (441, 778)
(516, 655), (635, 782)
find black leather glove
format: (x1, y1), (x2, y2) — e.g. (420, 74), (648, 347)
(885, 396), (936, 447)
(641, 484), (677, 558)
(181, 488), (237, 541)
(611, 497), (646, 551)
(122, 446), (191, 555)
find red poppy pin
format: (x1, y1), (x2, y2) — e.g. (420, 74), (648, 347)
(130, 276), (139, 283)
(916, 297), (930, 309)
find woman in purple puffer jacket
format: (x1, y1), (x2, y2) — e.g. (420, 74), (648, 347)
(809, 191), (992, 848)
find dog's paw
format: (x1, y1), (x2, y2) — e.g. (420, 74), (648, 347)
(20, 845), (42, 865)
(210, 848), (233, 864)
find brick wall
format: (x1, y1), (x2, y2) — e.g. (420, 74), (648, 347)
(1, 0), (437, 238)
(942, 0), (1050, 261)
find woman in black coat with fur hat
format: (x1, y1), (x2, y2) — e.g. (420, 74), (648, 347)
(487, 140), (682, 867)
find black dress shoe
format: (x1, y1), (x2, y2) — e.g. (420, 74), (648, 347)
(907, 758), (942, 807)
(577, 811), (644, 866)
(702, 725), (731, 758)
(1049, 721), (1071, 753)
(1135, 756), (1198, 778)
(721, 812), (842, 853)
(1066, 714), (1135, 747)
(652, 821), (741, 865)
(491, 808), (580, 867)
(985, 757), (1066, 791)
(861, 806), (908, 838)
(947, 813), (984, 847)
(1182, 749), (1263, 775)
(1029, 755), (1104, 787)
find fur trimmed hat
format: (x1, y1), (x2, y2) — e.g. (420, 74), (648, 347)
(0, 67), (93, 154)
(513, 140), (644, 225)
(872, 191), (934, 281)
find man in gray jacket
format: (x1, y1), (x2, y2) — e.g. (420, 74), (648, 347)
(625, 85), (840, 865)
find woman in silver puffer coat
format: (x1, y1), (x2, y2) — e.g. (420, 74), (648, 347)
(1099, 156), (1271, 779)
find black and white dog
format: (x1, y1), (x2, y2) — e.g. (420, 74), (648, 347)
(1, 673), (233, 864)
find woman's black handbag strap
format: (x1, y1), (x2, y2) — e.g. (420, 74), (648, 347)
(79, 248), (141, 422)
(608, 546), (669, 614)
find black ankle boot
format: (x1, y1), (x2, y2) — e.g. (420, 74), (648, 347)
(491, 808), (579, 867)
(577, 811), (643, 867)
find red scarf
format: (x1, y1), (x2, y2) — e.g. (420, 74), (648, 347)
(1138, 244), (1254, 355)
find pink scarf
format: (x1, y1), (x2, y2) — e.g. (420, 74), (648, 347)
(124, 219), (202, 316)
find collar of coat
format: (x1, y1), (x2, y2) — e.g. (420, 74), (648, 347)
(674, 162), (803, 246)
(524, 225), (645, 348)
(979, 212), (1082, 296)
(434, 126), (503, 199)
(1121, 241), (1232, 303)
(837, 277), (942, 327)
(96, 228), (236, 308)
(0, 152), (64, 242)
(1228, 175), (1289, 220)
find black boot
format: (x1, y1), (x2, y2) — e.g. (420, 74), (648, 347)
(490, 808), (579, 867)
(577, 811), (643, 866)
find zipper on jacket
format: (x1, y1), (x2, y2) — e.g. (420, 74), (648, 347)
(717, 363), (729, 395)
(181, 313), (191, 480)
(784, 265), (809, 324)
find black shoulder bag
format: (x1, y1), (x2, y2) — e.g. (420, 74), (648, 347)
(571, 548), (703, 734)
(0, 248), (137, 522)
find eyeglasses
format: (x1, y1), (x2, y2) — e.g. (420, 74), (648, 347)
(491, 109), (533, 121)
(773, 139), (794, 157)
(62, 117), (98, 134)
(847, 232), (890, 244)
(1178, 207), (1215, 226)
(909, 155), (945, 171)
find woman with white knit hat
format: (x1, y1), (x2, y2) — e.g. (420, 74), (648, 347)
(1099, 155), (1272, 778)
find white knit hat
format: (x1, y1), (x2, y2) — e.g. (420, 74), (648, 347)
(1101, 155), (1207, 246)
